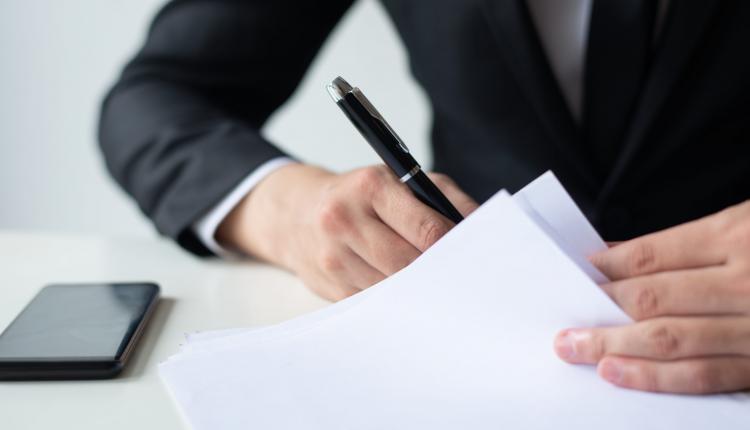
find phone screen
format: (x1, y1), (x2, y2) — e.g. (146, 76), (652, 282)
(0, 283), (159, 366)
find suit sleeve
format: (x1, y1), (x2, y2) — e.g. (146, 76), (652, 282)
(98, 0), (354, 255)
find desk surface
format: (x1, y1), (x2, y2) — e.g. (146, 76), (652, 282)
(0, 231), (327, 429)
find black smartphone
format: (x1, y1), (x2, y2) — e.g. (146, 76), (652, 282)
(0, 282), (160, 380)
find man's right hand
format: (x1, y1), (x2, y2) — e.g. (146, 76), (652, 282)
(216, 164), (478, 301)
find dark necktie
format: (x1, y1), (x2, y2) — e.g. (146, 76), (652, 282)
(584, 0), (658, 174)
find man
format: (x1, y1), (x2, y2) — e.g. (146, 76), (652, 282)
(99, 1), (750, 394)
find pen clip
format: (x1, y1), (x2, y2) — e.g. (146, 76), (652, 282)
(328, 77), (411, 154)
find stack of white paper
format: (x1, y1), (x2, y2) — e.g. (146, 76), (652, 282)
(160, 172), (750, 429)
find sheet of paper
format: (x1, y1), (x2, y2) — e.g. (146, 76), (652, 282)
(182, 171), (607, 349)
(160, 186), (750, 429)
(513, 171), (608, 283)
(176, 284), (375, 356)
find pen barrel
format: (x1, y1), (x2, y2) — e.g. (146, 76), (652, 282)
(339, 97), (415, 178)
(332, 82), (462, 224)
(406, 171), (464, 224)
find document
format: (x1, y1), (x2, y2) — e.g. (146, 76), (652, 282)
(160, 172), (750, 429)
(178, 172), (604, 352)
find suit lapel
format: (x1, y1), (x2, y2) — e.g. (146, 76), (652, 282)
(481, 0), (598, 191)
(599, 1), (722, 200)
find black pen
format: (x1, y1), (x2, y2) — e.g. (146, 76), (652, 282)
(326, 77), (464, 224)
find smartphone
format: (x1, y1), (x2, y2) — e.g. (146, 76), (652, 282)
(0, 282), (160, 380)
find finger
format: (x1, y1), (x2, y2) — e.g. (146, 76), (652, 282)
(598, 355), (750, 394)
(426, 172), (479, 217)
(347, 215), (422, 276)
(371, 176), (454, 252)
(326, 283), (361, 302)
(590, 216), (728, 280)
(317, 245), (386, 291)
(600, 266), (745, 320)
(340, 247), (387, 290)
(555, 317), (750, 363)
(303, 272), (361, 302)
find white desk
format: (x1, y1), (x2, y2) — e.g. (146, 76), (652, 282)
(0, 231), (327, 429)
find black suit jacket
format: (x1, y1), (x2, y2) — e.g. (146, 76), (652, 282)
(99, 0), (750, 256)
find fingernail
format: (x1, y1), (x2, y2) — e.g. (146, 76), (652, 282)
(555, 330), (576, 360)
(599, 359), (624, 384)
(555, 331), (574, 359)
(555, 330), (591, 362)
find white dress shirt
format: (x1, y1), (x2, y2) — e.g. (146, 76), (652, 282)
(194, 0), (648, 256)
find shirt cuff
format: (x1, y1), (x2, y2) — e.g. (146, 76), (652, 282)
(192, 157), (297, 258)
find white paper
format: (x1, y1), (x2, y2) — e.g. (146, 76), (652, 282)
(182, 172), (607, 349)
(513, 171), (608, 283)
(160, 173), (750, 429)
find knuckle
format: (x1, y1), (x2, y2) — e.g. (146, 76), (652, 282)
(626, 241), (658, 276)
(644, 323), (681, 359)
(318, 249), (344, 274)
(631, 284), (661, 319)
(317, 199), (349, 235)
(352, 167), (386, 195)
(417, 217), (448, 250)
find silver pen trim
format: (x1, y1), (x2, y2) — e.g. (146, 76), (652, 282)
(399, 165), (421, 183)
(326, 84), (344, 102)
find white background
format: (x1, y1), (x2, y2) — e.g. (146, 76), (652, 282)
(0, 0), (430, 238)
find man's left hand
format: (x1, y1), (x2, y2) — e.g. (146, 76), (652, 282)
(554, 201), (750, 394)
